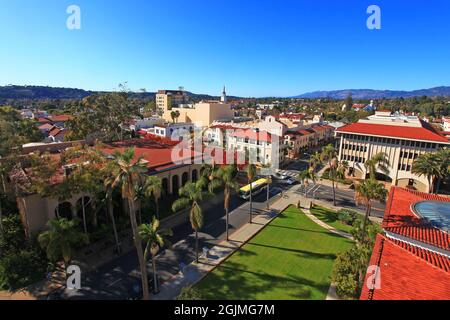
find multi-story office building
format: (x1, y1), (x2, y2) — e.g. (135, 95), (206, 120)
(156, 89), (189, 111)
(336, 111), (449, 192)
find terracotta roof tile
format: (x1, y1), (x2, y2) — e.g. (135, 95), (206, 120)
(361, 234), (450, 300)
(336, 121), (449, 143)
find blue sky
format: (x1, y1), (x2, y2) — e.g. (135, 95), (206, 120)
(1, 0), (450, 97)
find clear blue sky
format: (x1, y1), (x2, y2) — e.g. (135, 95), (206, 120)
(1, 0), (450, 97)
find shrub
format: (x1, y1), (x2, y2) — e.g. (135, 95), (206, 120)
(177, 285), (203, 300)
(0, 248), (48, 290)
(0, 214), (48, 290)
(337, 209), (358, 226)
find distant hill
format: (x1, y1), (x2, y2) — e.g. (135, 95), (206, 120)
(0, 85), (241, 101)
(292, 86), (450, 99)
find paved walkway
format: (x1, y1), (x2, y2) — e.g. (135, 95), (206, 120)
(153, 193), (294, 300)
(153, 186), (357, 300)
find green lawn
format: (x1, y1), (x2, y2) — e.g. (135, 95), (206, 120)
(310, 206), (354, 233)
(196, 205), (353, 300)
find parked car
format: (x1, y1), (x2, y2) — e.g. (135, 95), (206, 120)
(285, 178), (298, 185)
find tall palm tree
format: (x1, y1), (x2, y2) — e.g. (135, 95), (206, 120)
(354, 179), (387, 241)
(104, 172), (121, 254)
(298, 168), (317, 196)
(364, 152), (390, 180)
(412, 153), (440, 193)
(172, 181), (204, 263)
(309, 151), (322, 171)
(138, 217), (173, 294)
(211, 165), (239, 241)
(144, 176), (162, 219)
(38, 218), (89, 271)
(111, 148), (150, 300)
(320, 144), (339, 206)
(436, 148), (450, 193)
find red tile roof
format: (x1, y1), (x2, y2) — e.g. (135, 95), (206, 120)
(47, 115), (72, 122)
(38, 123), (53, 130)
(391, 238), (450, 272)
(229, 129), (273, 143)
(209, 124), (242, 130)
(336, 121), (450, 143)
(101, 139), (201, 171)
(360, 234), (450, 300)
(383, 187), (450, 251)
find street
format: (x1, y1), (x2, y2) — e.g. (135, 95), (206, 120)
(61, 159), (385, 299)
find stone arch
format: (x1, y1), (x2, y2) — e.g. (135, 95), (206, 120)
(182, 172), (189, 186)
(162, 178), (169, 196)
(192, 169), (198, 183)
(172, 175), (180, 196)
(55, 202), (73, 220)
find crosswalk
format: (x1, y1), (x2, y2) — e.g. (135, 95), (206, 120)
(276, 169), (299, 178)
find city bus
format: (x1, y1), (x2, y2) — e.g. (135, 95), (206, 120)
(238, 178), (269, 200)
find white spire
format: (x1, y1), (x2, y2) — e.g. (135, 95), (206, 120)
(221, 85), (227, 103)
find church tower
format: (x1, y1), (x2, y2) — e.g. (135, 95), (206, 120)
(221, 86), (227, 103)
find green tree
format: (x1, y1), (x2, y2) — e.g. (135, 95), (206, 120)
(245, 164), (257, 224)
(38, 218), (88, 270)
(66, 91), (139, 142)
(354, 179), (387, 241)
(172, 181), (204, 263)
(111, 148), (150, 300)
(138, 217), (172, 294)
(412, 149), (450, 194)
(144, 176), (162, 219)
(435, 148), (450, 193)
(320, 144), (339, 206)
(364, 152), (389, 180)
(210, 165), (239, 241)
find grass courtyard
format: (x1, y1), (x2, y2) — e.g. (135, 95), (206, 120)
(310, 205), (354, 233)
(196, 205), (353, 300)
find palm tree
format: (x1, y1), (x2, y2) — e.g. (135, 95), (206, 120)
(436, 148), (450, 193)
(211, 165), (239, 241)
(38, 218), (89, 271)
(354, 179), (387, 241)
(111, 148), (150, 300)
(309, 151), (322, 171)
(320, 144), (339, 206)
(104, 171), (121, 254)
(298, 168), (317, 196)
(138, 217), (173, 294)
(144, 176), (162, 219)
(412, 153), (440, 193)
(364, 152), (389, 180)
(170, 111), (177, 123)
(245, 164), (257, 224)
(172, 181), (204, 263)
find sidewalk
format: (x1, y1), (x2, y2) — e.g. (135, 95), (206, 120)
(152, 192), (295, 300)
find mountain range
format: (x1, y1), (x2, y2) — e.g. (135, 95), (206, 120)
(292, 86), (450, 99)
(1, 85), (450, 101)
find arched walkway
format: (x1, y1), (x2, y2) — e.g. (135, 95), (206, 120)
(192, 169), (198, 183)
(162, 178), (169, 196)
(55, 202), (73, 220)
(172, 175), (179, 196)
(182, 172), (189, 186)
